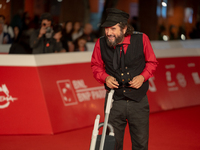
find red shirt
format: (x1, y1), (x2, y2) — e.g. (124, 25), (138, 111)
(91, 34), (158, 84)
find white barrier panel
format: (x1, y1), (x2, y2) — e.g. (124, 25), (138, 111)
(1, 39), (200, 53)
(0, 44), (11, 54)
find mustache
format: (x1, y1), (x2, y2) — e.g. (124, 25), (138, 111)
(106, 35), (116, 38)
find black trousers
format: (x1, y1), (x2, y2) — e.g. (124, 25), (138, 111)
(105, 95), (149, 150)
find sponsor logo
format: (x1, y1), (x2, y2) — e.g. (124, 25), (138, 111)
(57, 80), (78, 106)
(165, 62), (200, 91)
(57, 79), (105, 106)
(0, 84), (18, 109)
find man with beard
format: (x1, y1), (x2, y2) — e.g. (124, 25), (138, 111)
(91, 8), (158, 150)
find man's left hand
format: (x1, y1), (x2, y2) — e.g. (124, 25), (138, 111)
(129, 75), (145, 89)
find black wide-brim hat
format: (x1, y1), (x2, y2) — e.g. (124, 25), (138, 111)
(101, 8), (129, 27)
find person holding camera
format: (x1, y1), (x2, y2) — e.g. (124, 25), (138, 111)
(30, 13), (61, 54)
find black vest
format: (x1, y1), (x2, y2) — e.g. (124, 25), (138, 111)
(100, 33), (149, 102)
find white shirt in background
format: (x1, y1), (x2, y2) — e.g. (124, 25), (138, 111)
(3, 24), (14, 38)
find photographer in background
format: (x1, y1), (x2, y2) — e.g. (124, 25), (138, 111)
(30, 13), (61, 54)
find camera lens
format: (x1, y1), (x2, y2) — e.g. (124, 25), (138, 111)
(46, 27), (51, 33)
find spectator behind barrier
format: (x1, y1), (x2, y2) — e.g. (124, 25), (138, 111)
(53, 24), (66, 53)
(30, 13), (62, 54)
(74, 35), (88, 52)
(62, 21), (73, 41)
(61, 21), (73, 52)
(0, 14), (14, 39)
(189, 21), (200, 39)
(0, 20), (12, 44)
(9, 30), (32, 54)
(169, 24), (177, 40)
(82, 23), (97, 42)
(13, 25), (21, 42)
(72, 21), (83, 41)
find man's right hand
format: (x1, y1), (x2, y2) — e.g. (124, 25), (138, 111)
(38, 27), (46, 38)
(105, 76), (119, 89)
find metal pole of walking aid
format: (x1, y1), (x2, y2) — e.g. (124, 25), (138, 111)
(99, 89), (114, 150)
(90, 114), (100, 150)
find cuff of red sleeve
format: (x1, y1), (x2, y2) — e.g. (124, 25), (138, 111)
(101, 73), (109, 83)
(140, 72), (149, 82)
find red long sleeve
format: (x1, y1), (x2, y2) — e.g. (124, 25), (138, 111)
(140, 33), (159, 81)
(91, 39), (109, 84)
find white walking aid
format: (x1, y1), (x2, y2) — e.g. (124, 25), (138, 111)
(99, 89), (114, 150)
(89, 89), (114, 150)
(90, 114), (100, 150)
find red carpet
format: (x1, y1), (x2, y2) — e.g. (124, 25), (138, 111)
(0, 105), (200, 150)
(148, 105), (200, 150)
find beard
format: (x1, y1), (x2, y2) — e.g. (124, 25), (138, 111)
(105, 31), (124, 48)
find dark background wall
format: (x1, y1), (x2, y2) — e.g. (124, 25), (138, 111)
(0, 0), (199, 40)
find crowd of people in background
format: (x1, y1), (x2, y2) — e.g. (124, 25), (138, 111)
(157, 21), (200, 41)
(0, 12), (98, 54)
(0, 12), (200, 54)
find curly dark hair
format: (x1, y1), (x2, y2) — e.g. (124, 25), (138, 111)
(118, 22), (134, 36)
